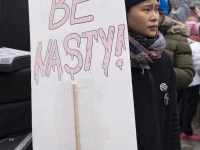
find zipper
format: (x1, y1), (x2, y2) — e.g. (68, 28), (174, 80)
(148, 70), (162, 150)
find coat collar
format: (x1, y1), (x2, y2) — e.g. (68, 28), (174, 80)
(161, 16), (190, 37)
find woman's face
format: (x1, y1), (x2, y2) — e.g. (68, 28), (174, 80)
(127, 0), (159, 38)
(187, 16), (199, 23)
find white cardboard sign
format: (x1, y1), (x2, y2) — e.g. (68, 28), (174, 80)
(29, 0), (137, 149)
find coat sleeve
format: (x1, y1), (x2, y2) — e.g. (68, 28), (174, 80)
(168, 0), (192, 23)
(170, 67), (181, 150)
(165, 35), (195, 91)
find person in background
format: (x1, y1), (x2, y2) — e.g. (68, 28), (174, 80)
(158, 0), (194, 92)
(125, 0), (181, 149)
(179, 18), (200, 140)
(186, 20), (200, 42)
(187, 6), (200, 25)
(159, 0), (198, 141)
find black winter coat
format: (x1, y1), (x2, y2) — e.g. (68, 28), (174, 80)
(131, 52), (181, 150)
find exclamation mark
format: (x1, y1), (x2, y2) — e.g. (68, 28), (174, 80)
(115, 24), (126, 70)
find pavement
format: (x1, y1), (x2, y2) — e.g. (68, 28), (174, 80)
(181, 101), (200, 150)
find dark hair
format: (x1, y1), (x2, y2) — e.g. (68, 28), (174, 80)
(167, 0), (172, 14)
(158, 14), (170, 35)
(190, 6), (195, 10)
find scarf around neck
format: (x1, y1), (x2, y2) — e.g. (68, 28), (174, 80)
(128, 28), (166, 73)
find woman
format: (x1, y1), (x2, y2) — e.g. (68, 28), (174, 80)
(125, 0), (181, 149)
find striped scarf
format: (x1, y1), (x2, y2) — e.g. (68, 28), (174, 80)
(129, 29), (166, 72)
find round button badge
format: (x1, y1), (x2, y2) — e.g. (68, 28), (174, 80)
(160, 83), (168, 92)
(164, 93), (169, 106)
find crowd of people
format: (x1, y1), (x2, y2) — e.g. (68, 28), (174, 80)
(125, 0), (200, 149)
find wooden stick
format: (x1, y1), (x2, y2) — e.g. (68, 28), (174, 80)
(73, 84), (80, 150)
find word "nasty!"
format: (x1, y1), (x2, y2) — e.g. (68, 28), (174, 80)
(34, 0), (127, 84)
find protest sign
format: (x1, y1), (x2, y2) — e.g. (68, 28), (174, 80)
(29, 0), (137, 149)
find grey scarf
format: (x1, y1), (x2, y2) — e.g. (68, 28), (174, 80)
(129, 29), (166, 73)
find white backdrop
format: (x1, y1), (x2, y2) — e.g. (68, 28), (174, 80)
(29, 0), (137, 149)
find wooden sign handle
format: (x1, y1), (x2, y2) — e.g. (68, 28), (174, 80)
(73, 84), (80, 150)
